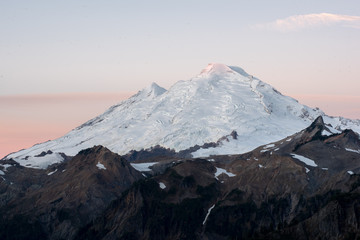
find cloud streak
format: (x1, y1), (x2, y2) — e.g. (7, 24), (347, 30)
(255, 13), (360, 31)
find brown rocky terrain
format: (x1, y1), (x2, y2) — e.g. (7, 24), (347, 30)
(0, 146), (143, 240)
(0, 117), (360, 239)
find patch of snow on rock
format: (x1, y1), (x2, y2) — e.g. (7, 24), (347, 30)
(131, 162), (158, 172)
(264, 144), (275, 149)
(96, 162), (106, 170)
(47, 169), (58, 176)
(159, 182), (166, 189)
(347, 171), (354, 175)
(0, 164), (12, 171)
(345, 148), (360, 154)
(291, 154), (318, 167)
(0, 170), (4, 175)
(321, 129), (332, 136)
(15, 153), (64, 169)
(203, 204), (215, 225)
(215, 167), (236, 180)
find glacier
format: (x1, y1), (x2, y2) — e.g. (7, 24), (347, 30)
(3, 63), (360, 168)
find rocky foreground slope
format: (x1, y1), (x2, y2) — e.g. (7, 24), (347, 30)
(0, 147), (143, 239)
(1, 117), (359, 240)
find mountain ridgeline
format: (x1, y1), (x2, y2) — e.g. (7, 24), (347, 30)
(1, 64), (360, 239)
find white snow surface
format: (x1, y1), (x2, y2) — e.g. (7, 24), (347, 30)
(159, 182), (166, 189)
(321, 129), (332, 136)
(321, 126), (340, 136)
(4, 63), (360, 168)
(0, 164), (12, 171)
(130, 162), (158, 172)
(96, 162), (106, 170)
(291, 154), (318, 167)
(0, 170), (4, 175)
(47, 169), (57, 176)
(215, 167), (236, 180)
(348, 171), (354, 175)
(260, 144), (276, 152)
(8, 152), (65, 169)
(345, 148), (360, 154)
(203, 204), (215, 225)
(264, 144), (275, 149)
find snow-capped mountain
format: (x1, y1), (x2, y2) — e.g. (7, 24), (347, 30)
(4, 63), (360, 168)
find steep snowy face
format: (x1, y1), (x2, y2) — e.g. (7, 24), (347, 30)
(4, 63), (360, 168)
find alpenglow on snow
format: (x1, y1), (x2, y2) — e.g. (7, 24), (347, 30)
(4, 63), (360, 168)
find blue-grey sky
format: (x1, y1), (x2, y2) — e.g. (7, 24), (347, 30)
(1, 0), (360, 96)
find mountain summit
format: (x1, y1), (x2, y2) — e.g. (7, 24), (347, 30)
(4, 64), (360, 168)
(200, 63), (251, 78)
(137, 82), (166, 99)
(200, 63), (235, 75)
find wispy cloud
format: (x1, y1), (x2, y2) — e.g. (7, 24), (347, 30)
(254, 13), (360, 31)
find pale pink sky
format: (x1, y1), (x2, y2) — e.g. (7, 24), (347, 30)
(293, 94), (360, 119)
(1, 92), (359, 159)
(0, 93), (133, 158)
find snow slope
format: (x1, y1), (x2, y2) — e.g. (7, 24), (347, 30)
(4, 63), (360, 168)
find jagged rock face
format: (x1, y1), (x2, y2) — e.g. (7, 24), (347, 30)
(77, 160), (221, 240)
(76, 158), (360, 240)
(280, 194), (360, 240)
(0, 146), (143, 240)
